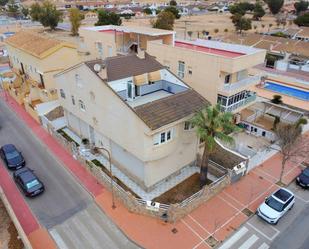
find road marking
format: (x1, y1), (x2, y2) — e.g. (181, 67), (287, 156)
(219, 226), (248, 249)
(246, 222), (280, 241)
(253, 168), (278, 183)
(222, 191), (245, 208)
(188, 215), (211, 234)
(49, 229), (70, 249)
(258, 242), (270, 249)
(294, 194), (309, 203)
(248, 183), (277, 207)
(181, 219), (207, 244)
(218, 195), (241, 212)
(238, 234), (258, 249)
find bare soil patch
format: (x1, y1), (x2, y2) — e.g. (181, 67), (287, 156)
(153, 173), (212, 204)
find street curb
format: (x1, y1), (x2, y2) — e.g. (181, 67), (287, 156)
(0, 96), (144, 249)
(0, 187), (33, 249)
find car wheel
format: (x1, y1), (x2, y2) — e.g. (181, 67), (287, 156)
(289, 204), (294, 210)
(274, 219), (279, 225)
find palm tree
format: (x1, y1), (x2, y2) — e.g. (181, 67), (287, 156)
(191, 105), (239, 187)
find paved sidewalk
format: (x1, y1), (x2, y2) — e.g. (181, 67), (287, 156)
(1, 92), (307, 249)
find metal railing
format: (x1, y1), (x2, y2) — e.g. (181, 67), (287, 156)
(221, 75), (261, 94)
(221, 93), (257, 112)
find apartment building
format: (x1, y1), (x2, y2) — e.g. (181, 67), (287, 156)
(5, 31), (83, 122)
(79, 25), (266, 115)
(54, 52), (208, 190)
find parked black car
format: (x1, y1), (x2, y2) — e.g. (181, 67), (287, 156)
(0, 144), (25, 170)
(13, 167), (45, 197)
(296, 168), (309, 189)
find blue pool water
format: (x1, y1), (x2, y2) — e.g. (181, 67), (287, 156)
(264, 82), (309, 101)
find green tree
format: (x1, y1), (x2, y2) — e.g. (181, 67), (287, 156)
(169, 0), (177, 6)
(0, 0), (8, 6)
(294, 13), (309, 27)
(266, 0), (284, 15)
(294, 1), (309, 15)
(191, 105), (238, 187)
(253, 3), (265, 20)
(29, 2), (41, 21)
(152, 11), (175, 30)
(229, 2), (255, 16)
(30, 1), (62, 30)
(143, 7), (152, 15)
(214, 28), (219, 33)
(21, 6), (29, 18)
(271, 94), (283, 104)
(7, 0), (19, 17)
(231, 14), (252, 33)
(69, 8), (84, 36)
(187, 30), (193, 39)
(164, 6), (181, 19)
(95, 9), (122, 26)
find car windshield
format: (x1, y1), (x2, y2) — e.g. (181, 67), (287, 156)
(6, 150), (20, 160)
(266, 196), (284, 212)
(26, 179), (40, 189)
(303, 169), (309, 177)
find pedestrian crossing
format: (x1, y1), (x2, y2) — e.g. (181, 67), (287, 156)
(219, 226), (270, 249)
(49, 203), (138, 249)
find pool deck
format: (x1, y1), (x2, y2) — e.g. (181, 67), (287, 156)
(249, 84), (309, 112)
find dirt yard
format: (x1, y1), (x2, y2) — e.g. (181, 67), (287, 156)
(0, 200), (24, 249)
(153, 173), (212, 204)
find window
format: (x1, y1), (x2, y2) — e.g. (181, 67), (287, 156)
(97, 42), (103, 58)
(184, 121), (194, 130)
(224, 74), (231, 84)
(108, 46), (113, 57)
(75, 74), (83, 88)
(153, 129), (174, 145)
(79, 100), (86, 111)
(60, 89), (66, 99)
(178, 61), (185, 78)
(71, 95), (75, 105)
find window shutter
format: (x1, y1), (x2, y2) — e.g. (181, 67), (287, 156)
(153, 134), (160, 145)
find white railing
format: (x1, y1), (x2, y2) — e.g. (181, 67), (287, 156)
(221, 93), (257, 112)
(221, 75), (261, 94)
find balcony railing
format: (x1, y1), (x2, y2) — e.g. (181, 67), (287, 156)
(221, 93), (257, 112)
(220, 75), (261, 95)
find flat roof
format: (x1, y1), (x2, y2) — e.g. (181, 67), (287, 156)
(82, 25), (175, 37)
(175, 39), (263, 58)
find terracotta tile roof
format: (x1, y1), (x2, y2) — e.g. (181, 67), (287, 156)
(85, 53), (164, 82)
(134, 90), (209, 130)
(5, 31), (67, 58)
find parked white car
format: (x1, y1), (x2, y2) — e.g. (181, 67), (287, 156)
(257, 188), (295, 225)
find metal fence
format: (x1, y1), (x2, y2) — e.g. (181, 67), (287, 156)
(46, 124), (231, 222)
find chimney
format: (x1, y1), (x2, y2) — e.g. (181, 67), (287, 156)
(137, 48), (145, 59)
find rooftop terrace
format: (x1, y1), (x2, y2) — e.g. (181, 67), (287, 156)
(175, 39), (263, 58)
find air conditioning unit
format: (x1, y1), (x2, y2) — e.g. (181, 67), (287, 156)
(146, 201), (160, 212)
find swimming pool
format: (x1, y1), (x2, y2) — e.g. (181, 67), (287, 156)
(264, 81), (309, 101)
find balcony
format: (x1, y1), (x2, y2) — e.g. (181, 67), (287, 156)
(221, 92), (257, 113)
(219, 75), (261, 96)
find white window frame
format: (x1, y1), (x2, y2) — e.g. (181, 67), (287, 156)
(178, 61), (185, 79)
(153, 129), (174, 146)
(184, 121), (194, 131)
(79, 99), (86, 111)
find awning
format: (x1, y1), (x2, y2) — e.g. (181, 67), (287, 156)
(133, 74), (147, 86)
(148, 70), (161, 82)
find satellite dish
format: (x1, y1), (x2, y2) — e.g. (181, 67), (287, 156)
(93, 64), (101, 72)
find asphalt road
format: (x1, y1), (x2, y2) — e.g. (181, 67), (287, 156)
(219, 182), (309, 249)
(0, 99), (139, 249)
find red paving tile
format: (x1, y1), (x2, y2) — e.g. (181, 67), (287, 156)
(95, 192), (202, 249)
(214, 212), (248, 242)
(248, 184), (279, 212)
(0, 163), (39, 235)
(28, 228), (57, 249)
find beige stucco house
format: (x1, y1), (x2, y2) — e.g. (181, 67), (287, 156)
(78, 25), (266, 117)
(54, 52), (208, 191)
(5, 31), (85, 122)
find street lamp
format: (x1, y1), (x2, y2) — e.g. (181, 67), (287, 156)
(97, 147), (116, 209)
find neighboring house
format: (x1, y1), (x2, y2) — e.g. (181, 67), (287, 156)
(79, 25), (265, 116)
(5, 31), (84, 122)
(147, 39), (266, 114)
(79, 25), (175, 60)
(54, 52), (208, 191)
